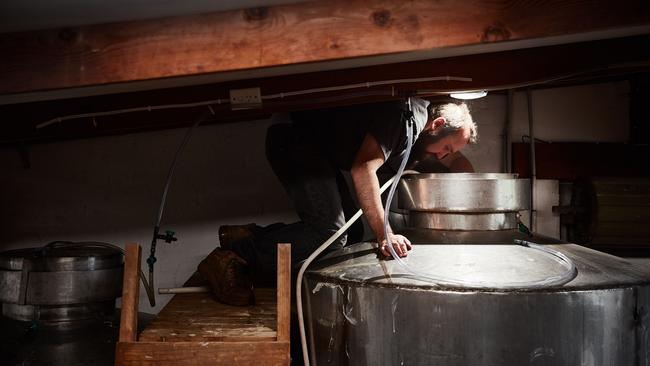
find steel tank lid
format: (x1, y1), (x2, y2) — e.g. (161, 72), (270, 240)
(0, 244), (123, 271)
(308, 243), (650, 292)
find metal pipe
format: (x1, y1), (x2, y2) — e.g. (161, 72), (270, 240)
(504, 89), (514, 173)
(158, 286), (210, 294)
(526, 89), (536, 231)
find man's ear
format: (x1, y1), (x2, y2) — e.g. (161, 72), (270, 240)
(431, 117), (446, 131)
(424, 116), (446, 131)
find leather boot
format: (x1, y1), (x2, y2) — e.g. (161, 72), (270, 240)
(218, 223), (258, 250)
(198, 248), (255, 306)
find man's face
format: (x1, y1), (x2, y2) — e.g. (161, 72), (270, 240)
(423, 126), (470, 160)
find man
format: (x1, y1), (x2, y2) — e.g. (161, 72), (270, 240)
(199, 98), (477, 305)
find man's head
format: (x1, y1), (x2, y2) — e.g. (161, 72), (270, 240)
(419, 103), (477, 160)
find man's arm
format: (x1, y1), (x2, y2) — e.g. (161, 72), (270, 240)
(350, 133), (412, 257)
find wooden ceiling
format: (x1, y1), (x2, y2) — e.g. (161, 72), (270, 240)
(1, 0), (649, 145)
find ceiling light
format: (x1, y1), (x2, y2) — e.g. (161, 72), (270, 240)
(449, 90), (488, 100)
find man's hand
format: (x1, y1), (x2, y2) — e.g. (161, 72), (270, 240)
(379, 233), (412, 258)
(350, 133), (414, 259)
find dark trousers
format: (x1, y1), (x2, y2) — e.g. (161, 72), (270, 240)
(231, 123), (362, 284)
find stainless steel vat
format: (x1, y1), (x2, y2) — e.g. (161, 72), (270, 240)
(399, 173), (530, 213)
(303, 173), (650, 365)
(399, 173), (529, 231)
(0, 245), (123, 324)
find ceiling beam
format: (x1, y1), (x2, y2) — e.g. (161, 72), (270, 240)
(2, 35), (649, 146)
(0, 0), (649, 95)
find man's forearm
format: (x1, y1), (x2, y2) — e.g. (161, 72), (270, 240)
(350, 133), (412, 257)
(350, 164), (389, 242)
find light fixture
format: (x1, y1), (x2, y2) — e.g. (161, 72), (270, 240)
(449, 90), (488, 100)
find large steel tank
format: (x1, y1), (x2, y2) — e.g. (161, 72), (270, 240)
(0, 243), (125, 365)
(0, 244), (123, 324)
(303, 173), (650, 365)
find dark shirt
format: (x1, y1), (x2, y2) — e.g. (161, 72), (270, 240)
(291, 98), (429, 171)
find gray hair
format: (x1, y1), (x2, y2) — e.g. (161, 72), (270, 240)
(429, 103), (478, 144)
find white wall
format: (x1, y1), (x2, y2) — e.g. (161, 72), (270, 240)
(461, 81), (630, 173)
(0, 117), (298, 313)
(0, 81), (630, 313)
(461, 81), (629, 237)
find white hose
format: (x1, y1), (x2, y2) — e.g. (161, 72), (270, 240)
(296, 173), (407, 366)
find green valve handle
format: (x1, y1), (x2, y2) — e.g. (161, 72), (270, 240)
(155, 230), (177, 243)
(518, 221), (532, 237)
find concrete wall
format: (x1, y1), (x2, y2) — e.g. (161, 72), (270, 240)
(462, 81), (630, 238)
(0, 81), (630, 314)
(461, 81), (630, 173)
(0, 117), (298, 313)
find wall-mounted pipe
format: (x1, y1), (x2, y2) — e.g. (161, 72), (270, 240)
(503, 89), (514, 173)
(526, 89), (536, 231)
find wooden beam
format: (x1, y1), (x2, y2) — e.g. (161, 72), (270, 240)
(276, 244), (291, 343)
(115, 341), (290, 365)
(1, 0), (649, 95)
(1, 35), (649, 146)
(119, 243), (141, 343)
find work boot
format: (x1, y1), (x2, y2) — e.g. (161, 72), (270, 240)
(218, 223), (258, 250)
(198, 248), (255, 306)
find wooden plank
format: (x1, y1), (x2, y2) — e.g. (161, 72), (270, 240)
(276, 244), (291, 342)
(2, 34), (650, 146)
(115, 341), (290, 365)
(1, 0), (648, 94)
(119, 243), (141, 342)
(139, 288), (278, 342)
(138, 334), (278, 343)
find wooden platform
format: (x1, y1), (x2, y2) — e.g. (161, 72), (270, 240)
(115, 244), (290, 365)
(139, 287), (278, 342)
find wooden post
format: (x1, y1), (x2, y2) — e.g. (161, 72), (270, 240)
(119, 243), (141, 342)
(276, 244), (291, 343)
